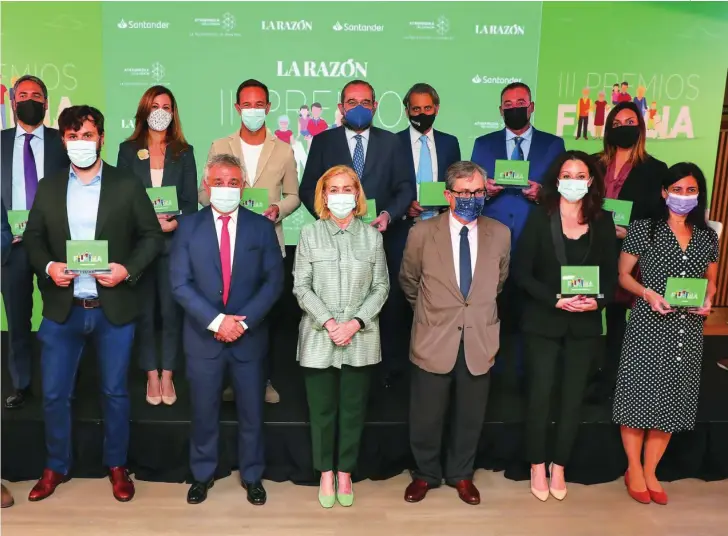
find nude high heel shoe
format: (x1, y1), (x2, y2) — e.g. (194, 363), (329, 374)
(146, 379), (162, 406)
(162, 378), (177, 406)
(548, 463), (567, 501)
(530, 466), (549, 502)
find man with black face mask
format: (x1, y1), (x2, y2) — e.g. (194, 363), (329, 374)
(471, 82), (565, 391)
(0, 75), (69, 409)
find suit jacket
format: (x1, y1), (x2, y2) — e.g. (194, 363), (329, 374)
(1, 126), (70, 210)
(471, 127), (565, 248)
(22, 162), (164, 325)
(593, 154), (669, 224)
(514, 206), (618, 338)
(399, 212), (511, 376)
(169, 206), (284, 361)
(1, 203), (11, 265)
(396, 127), (462, 183)
(197, 131), (300, 254)
(300, 126), (416, 222)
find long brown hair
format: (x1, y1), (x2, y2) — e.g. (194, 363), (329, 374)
(598, 101), (648, 167)
(125, 85), (189, 158)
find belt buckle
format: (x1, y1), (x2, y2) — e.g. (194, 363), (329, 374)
(82, 299), (94, 309)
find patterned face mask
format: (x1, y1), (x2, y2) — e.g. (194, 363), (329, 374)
(147, 108), (173, 132)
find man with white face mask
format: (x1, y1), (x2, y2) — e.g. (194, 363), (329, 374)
(171, 154), (283, 505)
(198, 79), (299, 404)
(22, 105), (164, 502)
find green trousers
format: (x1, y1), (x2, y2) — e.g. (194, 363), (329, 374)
(304, 365), (372, 473)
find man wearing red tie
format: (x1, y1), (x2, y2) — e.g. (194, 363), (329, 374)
(170, 153), (283, 505)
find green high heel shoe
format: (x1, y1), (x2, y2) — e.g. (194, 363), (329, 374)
(336, 473), (354, 507)
(318, 474), (335, 509)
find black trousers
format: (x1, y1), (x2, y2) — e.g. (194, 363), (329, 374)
(494, 277), (524, 385)
(524, 333), (597, 466)
(603, 303), (628, 389)
(136, 254), (181, 372)
(410, 342), (491, 485)
(0, 243), (34, 390)
(576, 116), (589, 138)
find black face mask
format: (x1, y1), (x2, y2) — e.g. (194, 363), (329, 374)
(408, 113), (436, 134)
(502, 106), (530, 131)
(15, 99), (45, 126)
(609, 125), (640, 149)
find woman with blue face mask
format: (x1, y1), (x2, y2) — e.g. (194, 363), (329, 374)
(613, 163), (718, 506)
(292, 165), (389, 509)
(514, 150), (618, 502)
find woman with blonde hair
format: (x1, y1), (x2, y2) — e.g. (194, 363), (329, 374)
(293, 165), (389, 508)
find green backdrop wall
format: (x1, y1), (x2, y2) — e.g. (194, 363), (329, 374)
(2, 1), (728, 329)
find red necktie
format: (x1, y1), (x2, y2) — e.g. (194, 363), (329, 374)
(219, 215), (232, 305)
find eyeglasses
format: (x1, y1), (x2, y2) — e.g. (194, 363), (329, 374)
(448, 189), (487, 199)
(344, 99), (373, 109)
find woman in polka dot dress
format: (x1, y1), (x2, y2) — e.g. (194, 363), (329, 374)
(612, 163), (719, 506)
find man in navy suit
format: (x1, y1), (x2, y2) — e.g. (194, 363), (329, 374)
(384, 83), (461, 383)
(0, 75), (70, 409)
(170, 153), (283, 506)
(471, 82), (565, 388)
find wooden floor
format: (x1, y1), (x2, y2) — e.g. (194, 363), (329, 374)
(2, 472), (727, 536)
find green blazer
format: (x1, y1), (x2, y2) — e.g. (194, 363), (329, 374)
(23, 162), (164, 325)
(293, 217), (389, 369)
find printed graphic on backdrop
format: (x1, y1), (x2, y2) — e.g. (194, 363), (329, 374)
(99, 1), (543, 245)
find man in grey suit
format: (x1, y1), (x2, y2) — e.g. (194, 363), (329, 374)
(399, 161), (510, 505)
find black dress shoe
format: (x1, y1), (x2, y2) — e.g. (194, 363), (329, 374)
(187, 480), (214, 504)
(5, 388), (31, 409)
(241, 481), (266, 505)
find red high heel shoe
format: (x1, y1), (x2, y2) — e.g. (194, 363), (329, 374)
(648, 487), (668, 505)
(624, 470), (650, 504)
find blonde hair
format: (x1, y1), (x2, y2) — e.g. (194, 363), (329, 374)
(314, 165), (368, 219)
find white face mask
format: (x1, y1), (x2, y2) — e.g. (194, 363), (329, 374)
(241, 108), (266, 132)
(66, 140), (98, 168)
(147, 108), (173, 132)
(209, 186), (241, 213)
(326, 193), (356, 219)
(557, 179), (590, 203)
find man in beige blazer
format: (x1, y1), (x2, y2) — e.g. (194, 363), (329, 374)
(198, 79), (300, 404)
(399, 161), (510, 506)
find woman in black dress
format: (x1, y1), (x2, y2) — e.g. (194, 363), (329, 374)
(592, 102), (670, 400)
(613, 163), (719, 505)
(516, 151), (617, 501)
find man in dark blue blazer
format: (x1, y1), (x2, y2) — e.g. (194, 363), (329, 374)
(384, 83), (461, 383)
(170, 154), (283, 506)
(471, 82), (565, 388)
(0, 75), (70, 409)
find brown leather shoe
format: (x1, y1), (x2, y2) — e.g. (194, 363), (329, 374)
(404, 478), (432, 503)
(454, 479), (480, 505)
(109, 467), (135, 502)
(28, 468), (68, 501)
(1, 484), (14, 508)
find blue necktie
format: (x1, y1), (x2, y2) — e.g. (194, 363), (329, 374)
(459, 226), (472, 298)
(352, 134), (365, 179)
(511, 136), (524, 160)
(417, 135), (433, 183)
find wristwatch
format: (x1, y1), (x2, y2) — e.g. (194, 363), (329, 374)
(354, 317), (365, 330)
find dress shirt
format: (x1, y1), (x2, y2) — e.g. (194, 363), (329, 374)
(344, 127), (370, 162)
(240, 139), (264, 185)
(67, 164), (103, 299)
(206, 206), (248, 332)
(150, 168), (163, 188)
(409, 125), (438, 180)
(12, 124), (45, 209)
(505, 125), (533, 161)
(448, 211), (478, 289)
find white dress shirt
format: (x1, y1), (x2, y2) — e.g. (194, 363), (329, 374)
(505, 125), (533, 161)
(150, 168), (163, 188)
(409, 125), (438, 180)
(448, 212), (478, 288)
(240, 139), (264, 185)
(206, 206), (248, 332)
(12, 124), (45, 209)
(344, 127), (370, 161)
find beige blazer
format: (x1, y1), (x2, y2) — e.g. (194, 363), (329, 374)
(399, 212), (511, 376)
(198, 131), (300, 254)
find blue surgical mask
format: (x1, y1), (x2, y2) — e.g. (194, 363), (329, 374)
(344, 105), (373, 130)
(453, 196), (485, 223)
(241, 108), (266, 132)
(666, 193), (699, 216)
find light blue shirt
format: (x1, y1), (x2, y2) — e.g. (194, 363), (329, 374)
(345, 127), (369, 162)
(67, 164), (103, 299)
(505, 125), (533, 161)
(12, 124), (45, 210)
